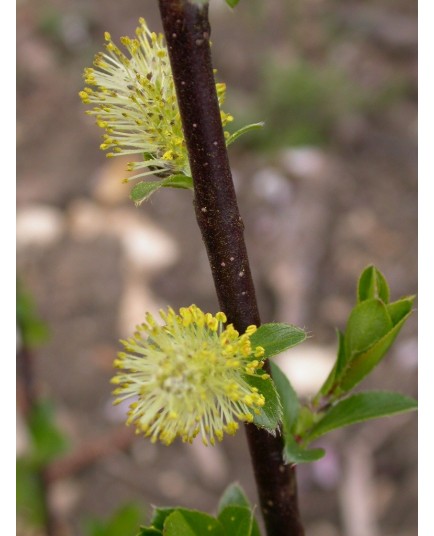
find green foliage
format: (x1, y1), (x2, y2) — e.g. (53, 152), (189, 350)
(250, 323), (306, 360)
(247, 61), (362, 149)
(218, 506), (254, 535)
(218, 483), (250, 511)
(218, 484), (261, 536)
(226, 123), (264, 146)
(268, 266), (416, 465)
(17, 283), (49, 347)
(244, 374), (282, 431)
(357, 265), (390, 303)
(17, 401), (68, 528)
(164, 510), (224, 535)
(140, 484), (261, 536)
(225, 0), (241, 7)
(27, 400), (69, 466)
(84, 504), (144, 536)
(319, 265), (415, 397)
(269, 361), (299, 433)
(16, 459), (47, 528)
(304, 392), (417, 443)
(130, 174), (193, 206)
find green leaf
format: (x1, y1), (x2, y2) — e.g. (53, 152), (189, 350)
(225, 0), (241, 7)
(85, 504), (143, 536)
(130, 181), (164, 206)
(163, 510), (224, 536)
(17, 283), (49, 347)
(28, 400), (68, 466)
(269, 362), (299, 433)
(357, 265), (390, 303)
(249, 323), (306, 360)
(138, 528), (162, 536)
(282, 434), (325, 465)
(318, 330), (345, 397)
(218, 506), (253, 536)
(344, 299), (393, 358)
(218, 483), (250, 513)
(130, 175), (193, 206)
(151, 508), (176, 531)
(304, 391), (417, 443)
(244, 375), (282, 432)
(339, 307), (412, 392)
(226, 123), (264, 146)
(218, 484), (261, 536)
(16, 459), (46, 527)
(162, 174), (194, 190)
(387, 296), (415, 326)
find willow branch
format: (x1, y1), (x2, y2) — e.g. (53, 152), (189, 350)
(157, 2), (304, 534)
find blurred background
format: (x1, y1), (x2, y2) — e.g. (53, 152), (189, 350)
(16, 0), (417, 535)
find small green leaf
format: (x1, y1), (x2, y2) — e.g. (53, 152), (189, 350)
(344, 299), (393, 358)
(130, 175), (193, 206)
(218, 483), (250, 513)
(357, 265), (390, 303)
(244, 375), (282, 432)
(16, 459), (46, 527)
(269, 361), (299, 433)
(282, 434), (325, 465)
(226, 122), (264, 146)
(138, 529), (162, 536)
(249, 323), (306, 360)
(163, 510), (224, 536)
(225, 0), (241, 7)
(294, 406), (317, 437)
(218, 484), (261, 536)
(162, 174), (194, 190)
(28, 401), (68, 466)
(339, 307), (412, 392)
(85, 504), (144, 536)
(130, 181), (163, 205)
(218, 506), (253, 536)
(318, 330), (344, 397)
(304, 391), (417, 443)
(387, 296), (415, 326)
(151, 508), (176, 531)
(17, 284), (49, 347)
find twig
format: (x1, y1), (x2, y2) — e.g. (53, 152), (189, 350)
(157, 2), (304, 534)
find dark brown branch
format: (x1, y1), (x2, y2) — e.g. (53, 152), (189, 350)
(157, 2), (304, 534)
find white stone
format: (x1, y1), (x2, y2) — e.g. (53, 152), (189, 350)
(280, 147), (329, 180)
(110, 209), (179, 273)
(17, 205), (64, 248)
(274, 343), (335, 397)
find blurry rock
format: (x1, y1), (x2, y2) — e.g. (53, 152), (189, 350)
(118, 275), (166, 335)
(158, 469), (187, 499)
(92, 156), (132, 206)
(16, 413), (30, 457)
(67, 198), (107, 241)
(279, 147), (330, 181)
(49, 479), (81, 517)
(252, 167), (293, 205)
(274, 344), (335, 397)
(110, 209), (179, 274)
(17, 205), (64, 249)
(188, 437), (229, 487)
(308, 521), (340, 536)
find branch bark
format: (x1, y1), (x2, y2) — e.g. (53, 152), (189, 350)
(157, 2), (304, 534)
